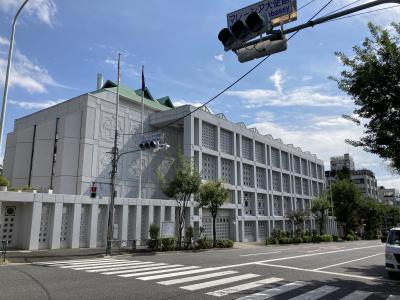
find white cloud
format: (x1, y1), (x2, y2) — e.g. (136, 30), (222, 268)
(0, 0), (57, 25)
(255, 111), (275, 122)
(269, 69), (285, 94)
(376, 175), (400, 190)
(214, 54), (224, 61)
(0, 37), (9, 46)
(0, 36), (65, 93)
(9, 99), (63, 110)
(226, 85), (352, 108)
(174, 99), (203, 107)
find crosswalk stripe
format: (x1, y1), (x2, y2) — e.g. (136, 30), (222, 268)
(120, 266), (200, 278)
(340, 290), (373, 300)
(180, 274), (260, 291)
(206, 277), (283, 297)
(35, 259), (117, 265)
(59, 261), (150, 269)
(72, 262), (154, 271)
(158, 271), (239, 286)
(236, 281), (309, 300)
(87, 263), (168, 273)
(137, 267), (219, 281)
(288, 285), (339, 300)
(102, 264), (184, 275)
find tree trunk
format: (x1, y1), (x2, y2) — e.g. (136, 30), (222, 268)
(177, 206), (185, 250)
(212, 214), (217, 248)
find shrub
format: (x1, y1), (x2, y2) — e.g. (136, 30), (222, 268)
(147, 239), (159, 250)
(312, 235), (323, 243)
(149, 223), (160, 240)
(302, 236), (312, 243)
(185, 226), (194, 249)
(293, 236), (303, 244)
(278, 237), (292, 244)
(0, 176), (9, 187)
(216, 239), (234, 248)
(333, 235), (339, 242)
(346, 234), (355, 241)
(321, 235), (333, 242)
(196, 237), (213, 249)
(161, 238), (176, 251)
(266, 238), (277, 245)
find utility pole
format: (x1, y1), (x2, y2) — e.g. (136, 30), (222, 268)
(106, 53), (121, 256)
(0, 0), (30, 154)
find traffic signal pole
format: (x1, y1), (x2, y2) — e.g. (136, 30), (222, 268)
(244, 0), (400, 48)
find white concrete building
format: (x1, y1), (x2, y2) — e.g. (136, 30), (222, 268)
(378, 187), (400, 206)
(0, 80), (329, 250)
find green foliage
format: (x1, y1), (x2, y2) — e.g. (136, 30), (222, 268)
(311, 192), (332, 235)
(157, 153), (201, 249)
(195, 237), (213, 249)
(302, 236), (312, 243)
(331, 179), (363, 236)
(198, 181), (229, 248)
(332, 22), (400, 172)
(358, 197), (384, 239)
(149, 223), (160, 240)
(216, 239), (234, 248)
(278, 237), (292, 244)
(288, 211), (307, 236)
(0, 176), (9, 187)
(321, 234), (333, 242)
(161, 238), (177, 251)
(333, 235), (339, 242)
(185, 226), (194, 249)
(311, 235), (323, 243)
(346, 234), (355, 241)
(293, 236), (303, 244)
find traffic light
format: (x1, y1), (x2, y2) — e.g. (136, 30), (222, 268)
(218, 12), (273, 52)
(237, 35), (287, 63)
(139, 139), (160, 150)
(90, 185), (97, 198)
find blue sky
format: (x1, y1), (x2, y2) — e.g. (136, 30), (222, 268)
(0, 0), (399, 189)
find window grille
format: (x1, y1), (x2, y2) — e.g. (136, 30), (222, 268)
(293, 156), (301, 174)
(202, 122), (217, 150)
(312, 181), (318, 195)
(202, 154), (217, 180)
(243, 164), (253, 187)
(244, 192), (253, 215)
(256, 167), (266, 189)
(282, 174), (290, 193)
(317, 165), (323, 179)
(302, 178), (309, 195)
(271, 147), (280, 168)
(311, 162), (317, 178)
(301, 159), (308, 176)
(258, 221), (267, 237)
(255, 142), (265, 163)
(281, 151), (290, 170)
(296, 198), (303, 211)
(295, 177), (302, 194)
(221, 158), (234, 184)
(272, 171), (281, 191)
(257, 194), (267, 216)
(273, 195), (282, 216)
(202, 217), (212, 237)
(242, 137), (252, 160)
(220, 129), (233, 155)
(284, 197), (291, 215)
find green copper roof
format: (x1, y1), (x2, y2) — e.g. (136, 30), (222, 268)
(91, 80), (172, 111)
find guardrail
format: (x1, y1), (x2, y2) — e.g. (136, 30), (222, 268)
(0, 240), (7, 262)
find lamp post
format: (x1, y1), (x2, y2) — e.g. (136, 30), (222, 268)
(0, 0), (30, 153)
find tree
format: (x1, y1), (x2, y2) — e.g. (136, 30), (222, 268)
(332, 22), (400, 172)
(288, 210), (307, 237)
(198, 181), (229, 248)
(358, 198), (384, 239)
(311, 192), (332, 235)
(157, 154), (201, 249)
(331, 179), (363, 236)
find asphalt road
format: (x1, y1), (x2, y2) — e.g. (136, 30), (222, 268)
(0, 240), (398, 300)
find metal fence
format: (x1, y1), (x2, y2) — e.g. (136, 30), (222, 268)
(0, 240), (7, 263)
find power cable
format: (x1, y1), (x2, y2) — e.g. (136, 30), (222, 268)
(321, 0), (364, 17)
(298, 0), (319, 11)
(143, 0), (335, 135)
(325, 4), (400, 21)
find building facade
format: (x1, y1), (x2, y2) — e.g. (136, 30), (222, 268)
(378, 187), (400, 206)
(0, 80), (330, 250)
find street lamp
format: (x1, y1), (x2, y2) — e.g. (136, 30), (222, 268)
(0, 0), (30, 153)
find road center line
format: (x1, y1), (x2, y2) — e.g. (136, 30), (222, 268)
(240, 251), (281, 257)
(313, 253), (383, 271)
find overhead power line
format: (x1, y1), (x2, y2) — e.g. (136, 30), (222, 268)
(326, 4), (400, 21)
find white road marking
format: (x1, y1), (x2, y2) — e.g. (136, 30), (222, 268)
(158, 271), (238, 285)
(36, 259), (117, 265)
(180, 273), (260, 291)
(206, 277), (283, 297)
(59, 260), (138, 268)
(240, 252), (281, 257)
(387, 296), (400, 299)
(72, 262), (154, 271)
(236, 281), (309, 300)
(314, 253), (383, 271)
(87, 263), (168, 273)
(340, 290), (373, 300)
(256, 263), (382, 281)
(288, 285), (339, 300)
(137, 267), (219, 281)
(120, 266), (200, 278)
(102, 264), (184, 275)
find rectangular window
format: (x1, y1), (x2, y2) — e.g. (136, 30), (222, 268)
(281, 151), (290, 171)
(202, 122), (217, 150)
(295, 177), (302, 194)
(255, 142), (265, 164)
(220, 129), (233, 155)
(256, 167), (266, 189)
(293, 156), (301, 174)
(271, 147), (280, 168)
(221, 158), (234, 184)
(243, 164), (253, 187)
(242, 137), (253, 160)
(202, 154), (217, 180)
(301, 159), (308, 176)
(272, 171), (281, 191)
(282, 174), (290, 193)
(302, 178), (309, 196)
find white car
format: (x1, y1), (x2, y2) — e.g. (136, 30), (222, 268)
(385, 227), (400, 278)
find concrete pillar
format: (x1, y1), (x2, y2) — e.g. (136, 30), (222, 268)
(234, 209), (239, 242)
(183, 116), (194, 158)
(89, 204), (98, 248)
(170, 206), (176, 223)
(148, 205), (154, 239)
(120, 204), (128, 241)
(71, 203), (81, 248)
(27, 201), (42, 250)
(50, 202), (63, 249)
(160, 206), (165, 223)
(135, 205), (142, 243)
(189, 206), (195, 227)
